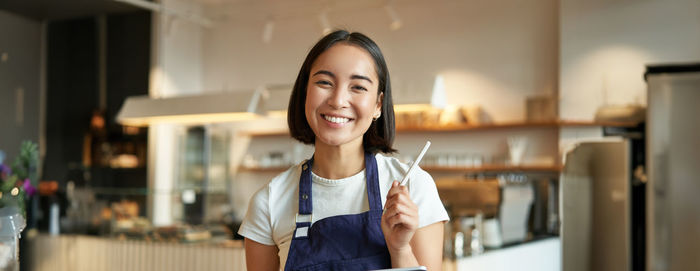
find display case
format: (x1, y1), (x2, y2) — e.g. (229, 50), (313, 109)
(173, 125), (232, 226)
(46, 123), (239, 245)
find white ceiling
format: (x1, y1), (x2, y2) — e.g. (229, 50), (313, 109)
(194, 0), (410, 23)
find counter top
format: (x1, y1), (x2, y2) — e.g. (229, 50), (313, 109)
(444, 237), (561, 271)
(28, 234), (246, 271)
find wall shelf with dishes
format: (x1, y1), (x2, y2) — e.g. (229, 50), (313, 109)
(237, 165), (291, 172)
(235, 118), (639, 176)
(423, 164), (563, 173)
(398, 120), (639, 132)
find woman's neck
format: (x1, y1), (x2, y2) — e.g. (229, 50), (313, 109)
(312, 140), (365, 180)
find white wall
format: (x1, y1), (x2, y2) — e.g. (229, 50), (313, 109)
(557, 0), (700, 160)
(201, 0), (558, 122)
(559, 0), (700, 120)
(153, 0), (204, 97)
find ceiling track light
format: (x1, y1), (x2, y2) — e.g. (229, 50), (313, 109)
(262, 18), (275, 44)
(318, 10), (332, 35)
(384, 4), (402, 31)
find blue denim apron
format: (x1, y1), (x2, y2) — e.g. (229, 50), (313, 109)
(284, 152), (392, 271)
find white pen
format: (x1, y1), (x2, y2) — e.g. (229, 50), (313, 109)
(399, 141), (431, 186)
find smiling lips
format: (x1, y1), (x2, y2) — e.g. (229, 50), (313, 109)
(322, 114), (352, 124)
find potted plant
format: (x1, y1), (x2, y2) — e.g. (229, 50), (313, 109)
(0, 141), (38, 271)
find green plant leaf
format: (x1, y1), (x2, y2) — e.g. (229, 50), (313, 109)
(2, 175), (17, 191)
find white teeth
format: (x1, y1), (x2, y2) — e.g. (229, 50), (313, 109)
(323, 115), (350, 124)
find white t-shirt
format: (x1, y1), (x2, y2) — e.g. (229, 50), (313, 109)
(238, 153), (450, 270)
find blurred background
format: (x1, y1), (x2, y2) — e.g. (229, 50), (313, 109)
(1, 0), (699, 270)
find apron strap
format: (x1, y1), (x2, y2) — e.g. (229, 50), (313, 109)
(296, 153), (382, 218)
(365, 152), (383, 211)
(298, 158), (313, 215)
(294, 158), (314, 239)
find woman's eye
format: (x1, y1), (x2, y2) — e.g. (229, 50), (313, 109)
(316, 80), (332, 86)
(352, 85), (368, 91)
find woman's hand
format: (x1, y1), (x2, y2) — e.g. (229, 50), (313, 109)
(381, 181), (419, 255)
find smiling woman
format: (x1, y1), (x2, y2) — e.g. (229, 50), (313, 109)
(238, 30), (449, 271)
(287, 31), (396, 155)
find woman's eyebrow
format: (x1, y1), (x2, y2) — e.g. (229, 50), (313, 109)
(312, 70), (335, 78)
(312, 70), (373, 84)
(351, 74), (373, 84)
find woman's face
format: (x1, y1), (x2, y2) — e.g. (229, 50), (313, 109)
(305, 43), (383, 149)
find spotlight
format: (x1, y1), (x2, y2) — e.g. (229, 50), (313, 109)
(318, 10), (332, 35)
(262, 19), (274, 44)
(384, 4), (402, 31)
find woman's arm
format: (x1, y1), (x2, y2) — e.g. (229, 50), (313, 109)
(382, 181), (445, 270)
(244, 238), (280, 271)
(410, 222), (445, 271)
(382, 181), (419, 267)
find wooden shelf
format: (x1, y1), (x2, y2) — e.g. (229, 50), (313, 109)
(239, 130), (289, 137)
(398, 120), (639, 132)
(423, 164), (563, 173)
(239, 120), (640, 136)
(237, 166), (290, 172)
(557, 120), (640, 128)
(436, 177), (500, 216)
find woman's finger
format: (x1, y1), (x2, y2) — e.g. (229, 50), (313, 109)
(383, 203), (404, 218)
(386, 181), (403, 198)
(385, 199), (416, 216)
(387, 180), (412, 195)
(387, 192), (417, 210)
(383, 201), (418, 223)
(385, 191), (410, 210)
(386, 212), (418, 230)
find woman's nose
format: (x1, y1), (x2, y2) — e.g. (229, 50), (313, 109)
(327, 86), (350, 109)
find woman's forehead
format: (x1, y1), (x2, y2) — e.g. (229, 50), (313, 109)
(310, 44), (378, 81)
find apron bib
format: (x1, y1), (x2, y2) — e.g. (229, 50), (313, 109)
(284, 152), (392, 271)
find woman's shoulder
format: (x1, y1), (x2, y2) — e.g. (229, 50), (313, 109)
(248, 161), (302, 206)
(271, 162), (303, 183)
(374, 152), (408, 171)
(265, 161), (304, 191)
(374, 152), (431, 180)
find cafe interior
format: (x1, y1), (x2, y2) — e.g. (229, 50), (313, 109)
(1, 0), (699, 270)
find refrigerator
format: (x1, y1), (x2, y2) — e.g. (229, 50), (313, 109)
(560, 63), (700, 271)
(645, 63), (700, 271)
(560, 139), (635, 271)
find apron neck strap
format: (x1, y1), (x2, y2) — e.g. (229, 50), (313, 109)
(298, 157), (314, 215)
(364, 152), (383, 211)
(297, 152), (383, 215)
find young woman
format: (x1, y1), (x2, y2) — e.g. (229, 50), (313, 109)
(238, 30), (449, 271)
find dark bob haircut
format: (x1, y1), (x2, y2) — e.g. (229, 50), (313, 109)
(287, 30), (396, 154)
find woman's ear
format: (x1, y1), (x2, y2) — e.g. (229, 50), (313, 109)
(375, 92), (384, 114)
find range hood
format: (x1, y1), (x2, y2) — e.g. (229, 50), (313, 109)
(260, 84), (293, 118)
(116, 90), (264, 126)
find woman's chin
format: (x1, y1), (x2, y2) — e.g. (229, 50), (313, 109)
(316, 135), (361, 149)
(318, 138), (347, 147)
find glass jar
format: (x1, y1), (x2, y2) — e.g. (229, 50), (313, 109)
(0, 207), (25, 271)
